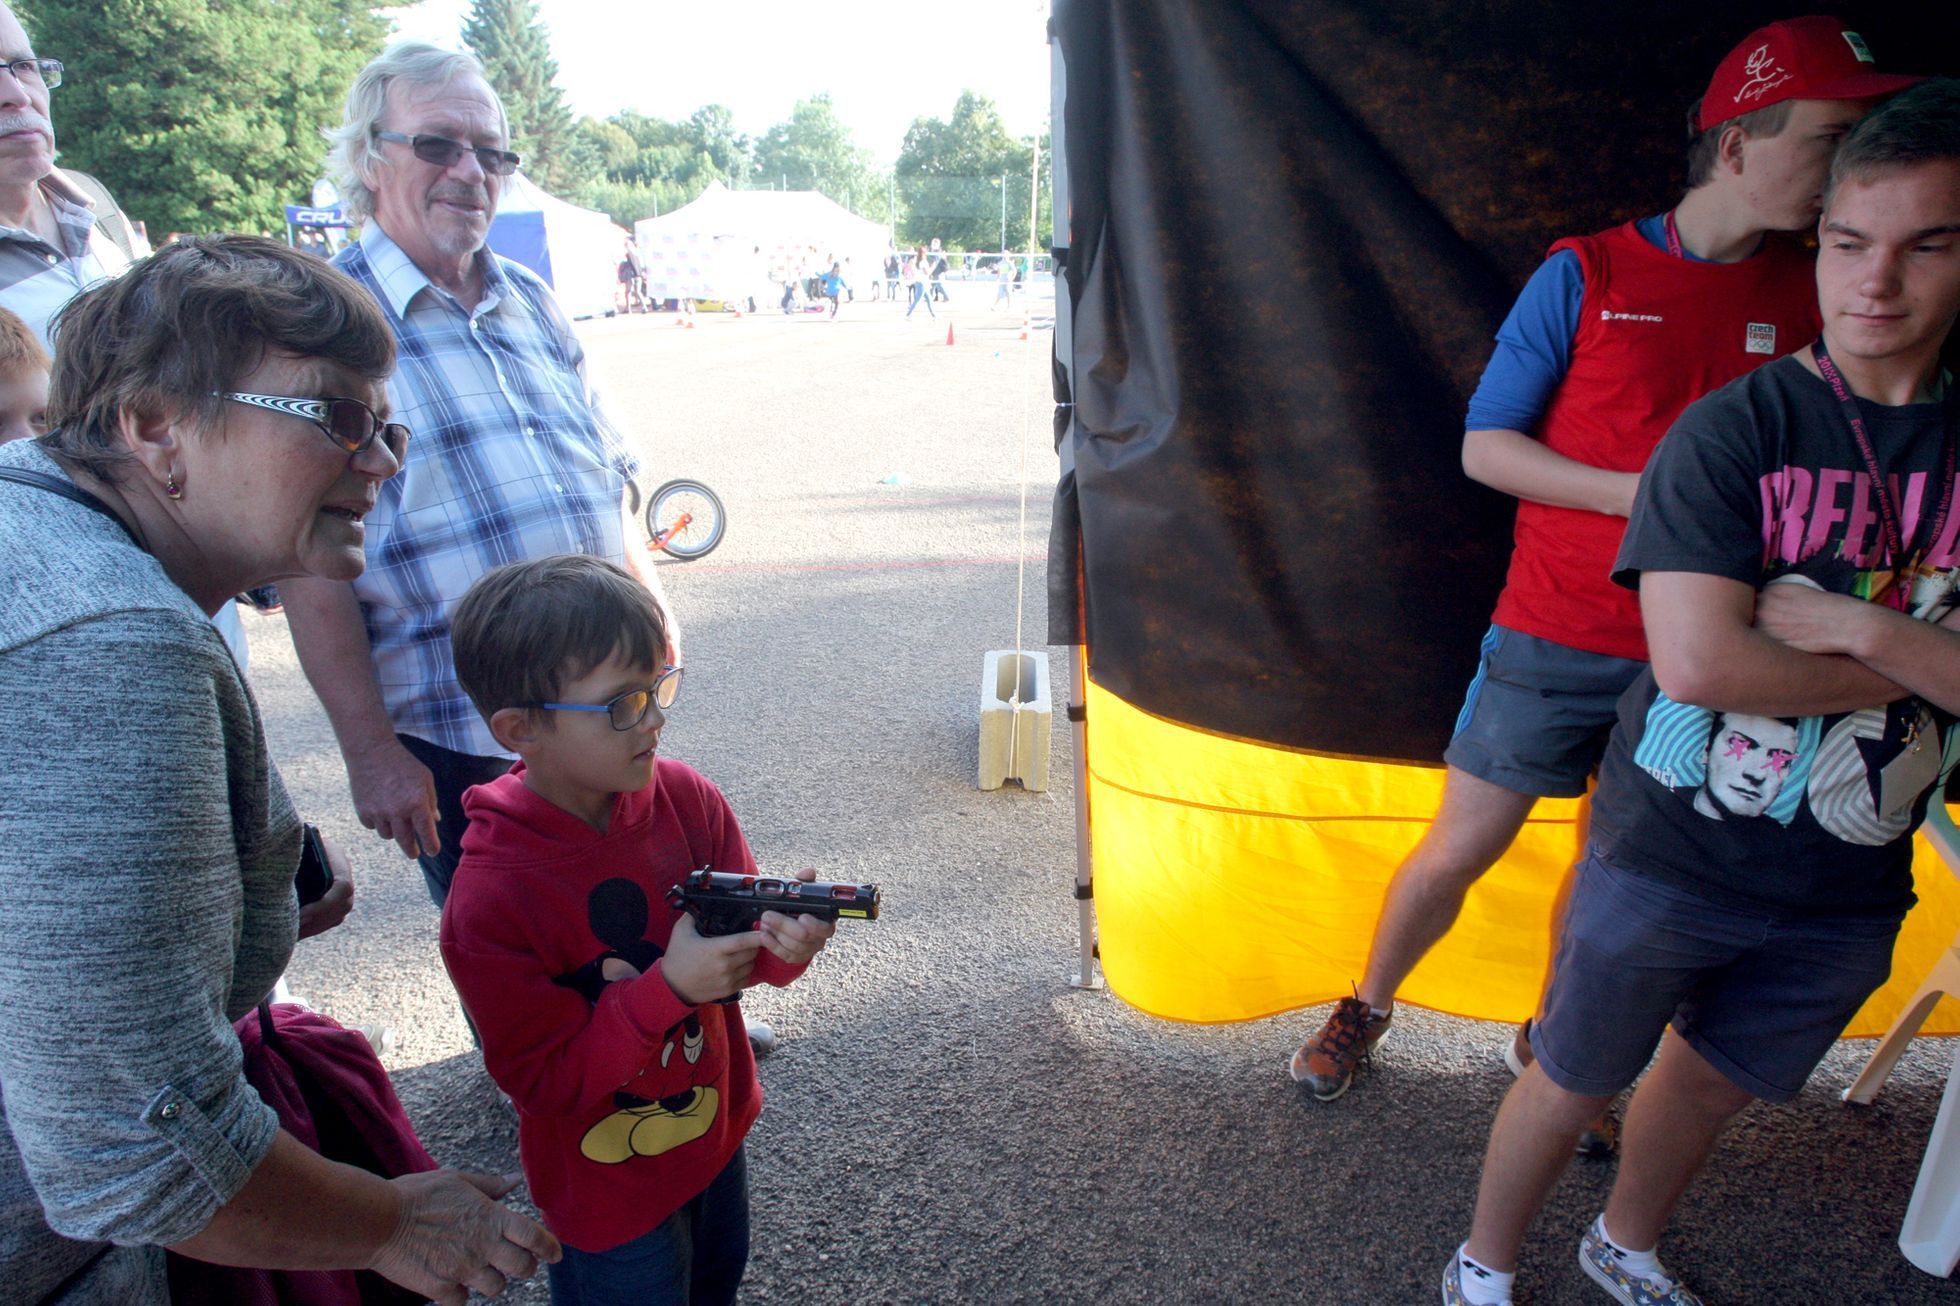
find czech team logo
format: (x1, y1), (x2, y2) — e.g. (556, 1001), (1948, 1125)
(1746, 322), (1776, 354)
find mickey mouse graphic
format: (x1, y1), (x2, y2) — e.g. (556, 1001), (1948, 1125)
(554, 877), (722, 1165)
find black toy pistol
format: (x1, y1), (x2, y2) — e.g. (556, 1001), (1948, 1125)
(666, 868), (882, 938)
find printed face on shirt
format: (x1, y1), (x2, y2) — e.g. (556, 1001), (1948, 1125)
(1738, 98), (1872, 231)
(1817, 159), (1960, 370)
(1696, 713), (1801, 820)
(0, 5), (55, 190)
(369, 74), (507, 270)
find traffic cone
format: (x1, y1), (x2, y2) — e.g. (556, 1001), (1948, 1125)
(1019, 315), (1030, 341)
(946, 323), (956, 346)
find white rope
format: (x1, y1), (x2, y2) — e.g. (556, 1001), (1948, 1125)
(1006, 131), (1044, 782)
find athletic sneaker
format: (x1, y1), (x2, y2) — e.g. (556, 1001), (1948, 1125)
(1508, 1019), (1619, 1157)
(1578, 1222), (1702, 1305)
(1289, 996), (1390, 1101)
(1441, 1250), (1511, 1306)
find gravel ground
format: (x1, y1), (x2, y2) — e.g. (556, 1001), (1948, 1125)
(251, 280), (1960, 1304)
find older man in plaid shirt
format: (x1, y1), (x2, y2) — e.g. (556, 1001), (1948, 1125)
(284, 43), (674, 909)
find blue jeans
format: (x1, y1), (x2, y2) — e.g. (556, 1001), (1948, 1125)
(548, 1148), (750, 1306)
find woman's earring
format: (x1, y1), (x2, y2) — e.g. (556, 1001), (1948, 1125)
(165, 472), (181, 499)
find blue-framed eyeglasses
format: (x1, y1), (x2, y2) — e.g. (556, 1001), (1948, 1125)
(535, 666), (684, 730)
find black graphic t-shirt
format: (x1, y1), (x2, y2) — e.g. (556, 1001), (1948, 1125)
(1591, 353), (1960, 918)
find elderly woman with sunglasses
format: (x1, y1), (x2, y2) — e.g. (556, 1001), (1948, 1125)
(0, 235), (558, 1305)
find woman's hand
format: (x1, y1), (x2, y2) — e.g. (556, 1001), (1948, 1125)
(368, 1169), (561, 1306)
(296, 835), (354, 939)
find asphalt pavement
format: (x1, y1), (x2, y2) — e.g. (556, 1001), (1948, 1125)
(253, 282), (1960, 1304)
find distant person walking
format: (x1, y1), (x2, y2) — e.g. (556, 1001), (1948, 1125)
(993, 253), (1015, 309)
(903, 248), (934, 320)
(928, 239), (949, 302)
(884, 250), (900, 300)
(821, 262), (846, 319)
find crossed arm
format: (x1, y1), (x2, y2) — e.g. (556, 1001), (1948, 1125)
(1641, 571), (1960, 717)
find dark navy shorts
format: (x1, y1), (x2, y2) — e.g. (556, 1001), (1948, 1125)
(1443, 625), (1646, 799)
(1531, 850), (1902, 1103)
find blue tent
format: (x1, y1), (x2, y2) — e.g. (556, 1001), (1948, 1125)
(486, 172), (629, 319)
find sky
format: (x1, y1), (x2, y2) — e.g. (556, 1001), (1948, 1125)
(390, 0), (1054, 167)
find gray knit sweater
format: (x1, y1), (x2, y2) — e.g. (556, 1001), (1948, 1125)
(0, 439), (297, 1302)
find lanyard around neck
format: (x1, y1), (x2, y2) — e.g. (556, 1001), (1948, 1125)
(1663, 209), (1684, 260)
(1809, 340), (1957, 612)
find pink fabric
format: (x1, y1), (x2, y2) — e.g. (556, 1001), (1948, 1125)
(165, 1003), (435, 1306)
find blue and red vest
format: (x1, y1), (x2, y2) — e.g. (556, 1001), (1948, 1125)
(1491, 221), (1820, 660)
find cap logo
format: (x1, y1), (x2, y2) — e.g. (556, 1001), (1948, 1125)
(1841, 30), (1874, 64)
(1734, 44), (1793, 105)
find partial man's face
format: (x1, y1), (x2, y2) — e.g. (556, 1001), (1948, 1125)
(1817, 159), (1960, 367)
(0, 5), (55, 191)
(1701, 714), (1800, 819)
(1736, 97), (1872, 231)
(369, 75), (506, 266)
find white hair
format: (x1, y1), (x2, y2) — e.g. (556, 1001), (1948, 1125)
(323, 42), (509, 223)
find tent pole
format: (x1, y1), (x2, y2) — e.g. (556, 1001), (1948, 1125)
(1069, 643), (1101, 990)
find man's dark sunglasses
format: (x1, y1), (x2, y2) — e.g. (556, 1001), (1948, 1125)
(220, 392), (410, 461)
(373, 130), (521, 177)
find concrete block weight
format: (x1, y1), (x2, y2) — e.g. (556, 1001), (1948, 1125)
(978, 649), (1051, 791)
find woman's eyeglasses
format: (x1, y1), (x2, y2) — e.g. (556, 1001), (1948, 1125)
(219, 391), (410, 461)
(373, 130), (521, 177)
(535, 666), (685, 731)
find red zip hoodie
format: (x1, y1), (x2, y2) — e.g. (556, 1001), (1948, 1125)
(439, 759), (805, 1252)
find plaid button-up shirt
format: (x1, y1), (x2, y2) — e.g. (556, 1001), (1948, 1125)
(0, 170), (131, 349)
(335, 224), (640, 758)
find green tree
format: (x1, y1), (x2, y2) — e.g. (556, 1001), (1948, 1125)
(20, 0), (396, 236)
(750, 95), (880, 216)
(896, 91), (1049, 250)
(462, 0), (584, 192)
(683, 105), (749, 184)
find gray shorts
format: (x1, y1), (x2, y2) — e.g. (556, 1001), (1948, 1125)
(1442, 625), (1646, 798)
(1532, 850), (1901, 1103)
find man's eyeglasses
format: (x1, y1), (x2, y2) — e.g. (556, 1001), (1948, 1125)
(536, 667), (685, 731)
(1, 58), (61, 89)
(219, 392), (410, 462)
(373, 130), (520, 177)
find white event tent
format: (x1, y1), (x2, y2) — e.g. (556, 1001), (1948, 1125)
(634, 182), (892, 303)
(485, 172), (631, 320)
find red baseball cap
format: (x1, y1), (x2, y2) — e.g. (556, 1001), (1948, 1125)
(1698, 15), (1922, 132)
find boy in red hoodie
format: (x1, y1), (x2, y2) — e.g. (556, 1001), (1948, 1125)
(441, 554), (835, 1305)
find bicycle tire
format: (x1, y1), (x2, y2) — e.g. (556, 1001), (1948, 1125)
(645, 479), (726, 560)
